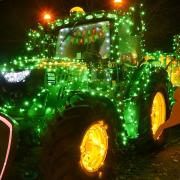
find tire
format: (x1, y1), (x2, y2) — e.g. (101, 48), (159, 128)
(137, 80), (171, 151)
(41, 99), (118, 180)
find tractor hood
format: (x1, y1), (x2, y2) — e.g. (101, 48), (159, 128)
(40, 58), (112, 91)
(39, 58), (114, 110)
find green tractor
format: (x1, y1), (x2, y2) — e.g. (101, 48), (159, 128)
(0, 2), (177, 180)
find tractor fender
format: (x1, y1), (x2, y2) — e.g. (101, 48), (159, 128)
(123, 64), (174, 139)
(63, 93), (118, 120)
(126, 64), (174, 103)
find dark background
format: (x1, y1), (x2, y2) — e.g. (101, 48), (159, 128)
(0, 0), (180, 59)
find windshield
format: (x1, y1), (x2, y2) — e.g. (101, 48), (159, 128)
(56, 21), (110, 61)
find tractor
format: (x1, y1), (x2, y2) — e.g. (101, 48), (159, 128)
(0, 2), (177, 180)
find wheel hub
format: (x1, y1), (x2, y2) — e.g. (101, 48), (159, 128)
(80, 121), (108, 173)
(151, 92), (166, 140)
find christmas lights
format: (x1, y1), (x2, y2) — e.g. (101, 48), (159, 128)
(0, 5), (176, 148)
(173, 34), (180, 58)
(2, 70), (31, 83)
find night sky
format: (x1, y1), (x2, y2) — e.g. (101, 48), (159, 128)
(0, 0), (180, 59)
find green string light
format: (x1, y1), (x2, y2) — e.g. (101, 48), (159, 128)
(0, 4), (176, 146)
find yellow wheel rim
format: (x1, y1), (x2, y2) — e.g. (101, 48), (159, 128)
(151, 92), (166, 140)
(80, 121), (108, 173)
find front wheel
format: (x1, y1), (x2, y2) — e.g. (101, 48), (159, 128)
(41, 102), (118, 180)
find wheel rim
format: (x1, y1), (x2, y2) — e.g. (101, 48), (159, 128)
(151, 92), (166, 140)
(80, 121), (108, 173)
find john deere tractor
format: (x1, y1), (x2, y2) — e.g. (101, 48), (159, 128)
(0, 3), (176, 180)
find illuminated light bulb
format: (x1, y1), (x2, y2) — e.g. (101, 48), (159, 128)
(114, 0), (122, 3)
(2, 70), (31, 83)
(44, 13), (51, 20)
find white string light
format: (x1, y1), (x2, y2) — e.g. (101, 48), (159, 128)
(2, 70), (31, 83)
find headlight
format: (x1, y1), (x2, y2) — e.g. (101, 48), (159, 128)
(2, 70), (31, 83)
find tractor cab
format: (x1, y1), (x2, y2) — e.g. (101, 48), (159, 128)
(55, 6), (144, 69)
(56, 20), (110, 66)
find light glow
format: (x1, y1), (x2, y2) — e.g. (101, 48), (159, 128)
(40, 11), (54, 24)
(2, 70), (31, 83)
(114, 0), (122, 3)
(44, 13), (51, 20)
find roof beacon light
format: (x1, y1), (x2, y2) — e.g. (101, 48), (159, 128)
(70, 7), (85, 16)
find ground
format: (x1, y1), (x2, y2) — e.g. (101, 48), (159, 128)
(115, 126), (180, 180)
